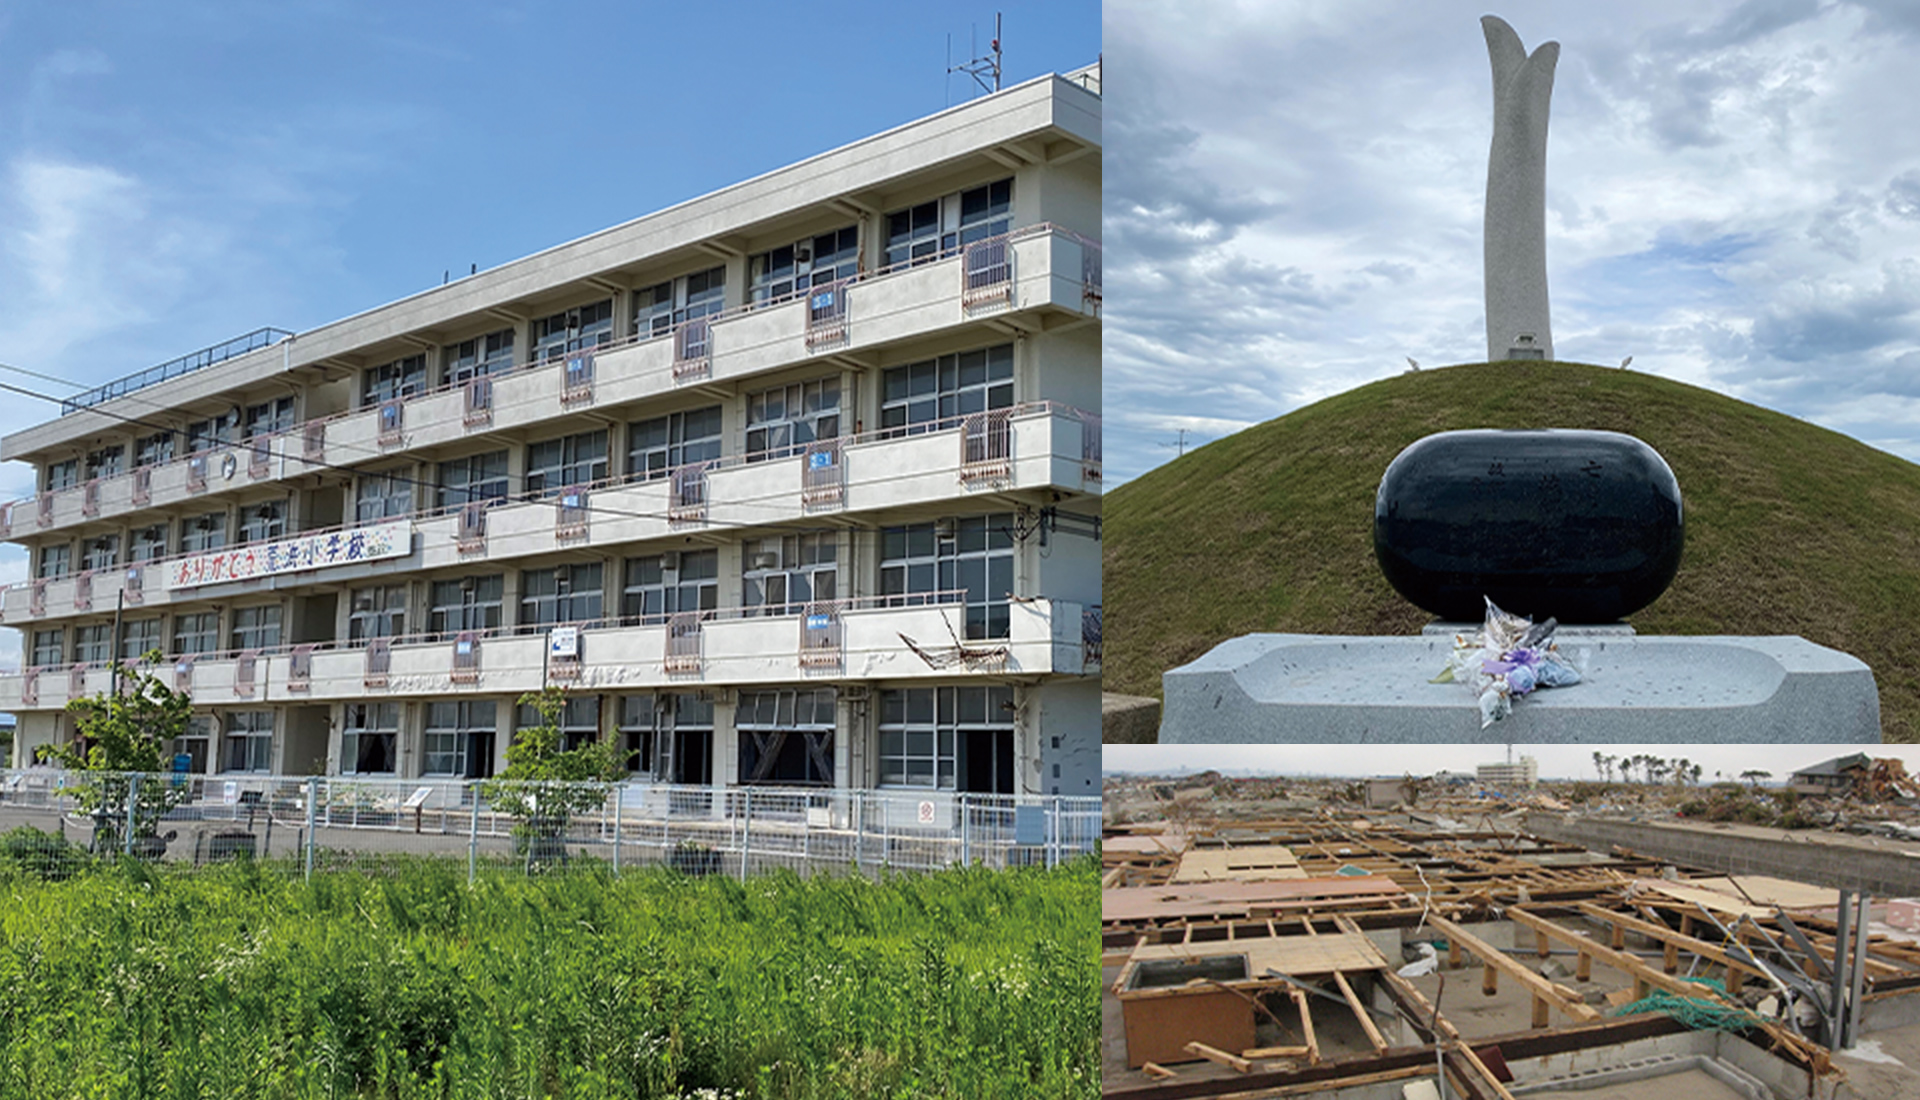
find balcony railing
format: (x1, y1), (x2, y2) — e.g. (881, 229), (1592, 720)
(959, 409), (1014, 483)
(800, 438), (845, 509)
(799, 601), (844, 671)
(59, 327), (293, 415)
(672, 317), (712, 383)
(961, 237), (1014, 313)
(805, 279), (850, 350)
(562, 349), (595, 405)
(665, 612), (705, 674)
(669, 462), (710, 524)
(463, 377), (493, 427)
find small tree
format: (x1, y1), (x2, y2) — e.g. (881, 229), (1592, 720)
(37, 652), (194, 855)
(481, 687), (628, 866)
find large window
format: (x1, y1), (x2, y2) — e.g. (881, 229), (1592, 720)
(628, 407), (722, 479)
(130, 524), (167, 563)
(230, 605), (282, 651)
(526, 431), (607, 496)
(749, 226), (858, 307)
(880, 344), (1014, 436)
(532, 300), (614, 362)
(424, 700), (496, 777)
(81, 534), (120, 572)
(186, 413), (236, 454)
(356, 469), (413, 523)
(880, 514), (1014, 639)
(74, 624), (112, 664)
(444, 328), (516, 384)
(84, 445), (124, 481)
(174, 716), (212, 776)
(736, 688), (837, 786)
(120, 617), (163, 661)
(223, 711), (273, 773)
(244, 397), (296, 439)
(519, 564), (603, 629)
(878, 685), (1014, 792)
(746, 378), (840, 460)
(621, 550), (717, 623)
(135, 431), (174, 468)
(179, 512), (228, 555)
(342, 703), (399, 774)
(437, 451), (509, 509)
(515, 695), (602, 752)
(363, 354), (427, 407)
(44, 459), (79, 491)
(743, 533), (836, 616)
(37, 543), (70, 580)
(430, 575), (504, 636)
(172, 612), (220, 656)
(238, 500), (287, 543)
(30, 629), (64, 668)
(349, 585), (407, 642)
(633, 269), (724, 339)
(884, 178), (1012, 268)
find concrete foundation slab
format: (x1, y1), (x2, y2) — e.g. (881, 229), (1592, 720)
(1160, 634), (1878, 743)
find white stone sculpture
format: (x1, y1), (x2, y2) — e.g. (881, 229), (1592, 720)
(1482, 15), (1558, 363)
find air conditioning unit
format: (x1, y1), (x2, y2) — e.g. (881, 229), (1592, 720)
(750, 551), (780, 571)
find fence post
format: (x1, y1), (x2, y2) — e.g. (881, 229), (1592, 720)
(468, 784), (481, 885)
(611, 785), (623, 875)
(854, 790), (866, 877)
(1049, 795), (1062, 868)
(123, 773), (139, 858)
(960, 794), (971, 867)
(304, 777), (318, 881)
(739, 787), (752, 881)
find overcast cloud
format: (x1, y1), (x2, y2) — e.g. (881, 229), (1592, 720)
(1105, 0), (1920, 484)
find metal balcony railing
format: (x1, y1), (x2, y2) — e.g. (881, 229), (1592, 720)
(58, 327), (293, 415)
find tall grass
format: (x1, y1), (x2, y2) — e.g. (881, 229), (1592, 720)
(0, 856), (1098, 1099)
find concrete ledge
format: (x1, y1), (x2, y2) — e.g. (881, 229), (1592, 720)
(1160, 634), (1880, 743)
(1102, 693), (1162, 744)
(1522, 814), (1920, 897)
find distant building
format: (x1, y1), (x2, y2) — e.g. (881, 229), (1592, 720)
(1478, 756), (1538, 788)
(1789, 753), (1872, 797)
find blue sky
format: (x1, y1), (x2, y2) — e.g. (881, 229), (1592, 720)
(0, 0), (1098, 665)
(1105, 0), (1920, 484)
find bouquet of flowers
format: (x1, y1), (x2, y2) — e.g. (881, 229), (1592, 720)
(1432, 598), (1583, 727)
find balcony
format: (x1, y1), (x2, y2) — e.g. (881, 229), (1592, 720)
(0, 596), (1097, 711)
(3, 226), (1101, 537)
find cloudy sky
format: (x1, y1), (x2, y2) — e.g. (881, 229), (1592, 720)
(1105, 0), (1920, 485)
(0, 0), (1098, 668)
(1105, 742), (1916, 782)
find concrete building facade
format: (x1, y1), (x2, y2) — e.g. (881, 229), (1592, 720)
(1477, 755), (1538, 787)
(0, 68), (1103, 800)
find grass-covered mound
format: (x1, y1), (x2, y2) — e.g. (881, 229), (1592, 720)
(0, 855), (1098, 1099)
(1105, 361), (1920, 740)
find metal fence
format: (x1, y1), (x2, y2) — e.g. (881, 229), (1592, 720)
(0, 769), (1100, 882)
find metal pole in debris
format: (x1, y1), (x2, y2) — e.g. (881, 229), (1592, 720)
(1830, 889), (1852, 1047)
(1846, 892), (1872, 1048)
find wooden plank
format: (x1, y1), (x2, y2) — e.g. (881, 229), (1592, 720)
(1184, 1041), (1251, 1073)
(1141, 1062), (1176, 1080)
(1424, 915), (1599, 1023)
(1291, 987), (1319, 1066)
(1332, 970), (1390, 1053)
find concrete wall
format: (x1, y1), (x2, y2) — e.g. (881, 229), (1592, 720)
(1524, 813), (1920, 897)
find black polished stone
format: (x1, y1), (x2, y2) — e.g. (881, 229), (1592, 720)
(1373, 429), (1683, 623)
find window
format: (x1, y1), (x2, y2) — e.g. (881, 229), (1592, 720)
(244, 397), (295, 439)
(341, 703), (400, 774)
(878, 686), (1014, 791)
(515, 695), (602, 752)
(223, 711), (273, 773)
(525, 430), (607, 496)
(736, 688), (837, 786)
(172, 612), (220, 656)
(884, 178), (1012, 268)
(880, 344), (1014, 435)
(356, 470), (413, 523)
(880, 514), (1015, 639)
(230, 605), (282, 651)
(75, 624), (112, 664)
(743, 533), (836, 616)
(613, 694), (714, 779)
(121, 617), (163, 661)
(186, 413), (236, 454)
(349, 585), (407, 641)
(518, 564), (603, 629)
(532, 300), (614, 362)
(749, 226), (858, 307)
(621, 550), (717, 623)
(363, 354), (427, 407)
(84, 446), (125, 481)
(37, 543), (71, 580)
(633, 269), (724, 338)
(81, 535), (120, 572)
(746, 379), (840, 459)
(179, 512), (228, 555)
(44, 459), (79, 492)
(30, 629), (64, 668)
(238, 500), (287, 543)
(444, 328), (516, 385)
(430, 575), (504, 637)
(628, 406), (722, 479)
(130, 524), (168, 563)
(174, 716), (212, 775)
(135, 431), (174, 468)
(436, 451), (509, 509)
(424, 700), (496, 777)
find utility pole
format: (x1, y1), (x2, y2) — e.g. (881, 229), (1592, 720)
(1160, 429), (1192, 458)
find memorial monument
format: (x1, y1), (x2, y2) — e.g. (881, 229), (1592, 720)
(1483, 14), (1557, 362)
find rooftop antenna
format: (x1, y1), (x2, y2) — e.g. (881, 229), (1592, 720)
(947, 12), (1003, 101)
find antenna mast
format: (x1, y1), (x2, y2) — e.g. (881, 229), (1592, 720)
(948, 12), (1003, 97)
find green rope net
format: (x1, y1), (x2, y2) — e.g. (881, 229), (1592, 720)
(1612, 976), (1758, 1033)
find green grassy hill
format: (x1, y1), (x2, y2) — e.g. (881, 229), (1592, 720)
(1104, 361), (1920, 741)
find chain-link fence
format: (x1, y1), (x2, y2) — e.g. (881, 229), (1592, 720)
(0, 769), (1099, 882)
